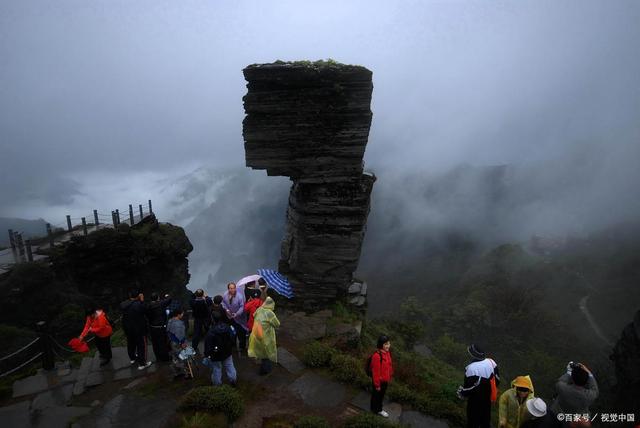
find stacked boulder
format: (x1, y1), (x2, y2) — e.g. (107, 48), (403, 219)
(242, 61), (375, 307)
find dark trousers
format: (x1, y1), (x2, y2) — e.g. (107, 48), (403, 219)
(95, 335), (112, 361)
(126, 333), (147, 365)
(259, 358), (272, 375)
(191, 318), (210, 351)
(149, 326), (170, 361)
(370, 381), (388, 413)
(231, 320), (247, 349)
(466, 397), (491, 428)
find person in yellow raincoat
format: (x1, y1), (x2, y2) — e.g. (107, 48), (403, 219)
(248, 296), (280, 375)
(499, 375), (536, 428)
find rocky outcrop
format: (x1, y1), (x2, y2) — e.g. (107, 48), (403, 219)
(610, 310), (640, 413)
(0, 215), (193, 339)
(242, 61), (376, 306)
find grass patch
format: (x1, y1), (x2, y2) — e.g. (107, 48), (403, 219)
(295, 415), (330, 428)
(179, 411), (226, 428)
(342, 413), (401, 428)
(179, 385), (244, 422)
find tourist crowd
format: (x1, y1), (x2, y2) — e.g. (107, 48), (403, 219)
(366, 337), (598, 427)
(79, 285), (598, 427)
(78, 278), (278, 387)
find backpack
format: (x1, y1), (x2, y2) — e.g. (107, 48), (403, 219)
(206, 324), (233, 360)
(192, 298), (210, 320)
(365, 351), (383, 377)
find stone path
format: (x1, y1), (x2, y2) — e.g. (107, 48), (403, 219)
(2, 343), (450, 428)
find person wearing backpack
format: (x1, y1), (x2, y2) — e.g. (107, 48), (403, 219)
(456, 344), (501, 428)
(203, 312), (237, 386)
(368, 335), (394, 418)
(189, 289), (213, 352)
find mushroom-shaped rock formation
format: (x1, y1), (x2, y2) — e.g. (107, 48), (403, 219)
(242, 60), (376, 307)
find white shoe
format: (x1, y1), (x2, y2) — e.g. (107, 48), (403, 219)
(130, 360), (136, 365)
(378, 410), (389, 418)
(137, 361), (153, 370)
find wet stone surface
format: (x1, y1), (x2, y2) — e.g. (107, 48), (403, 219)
(287, 372), (346, 408)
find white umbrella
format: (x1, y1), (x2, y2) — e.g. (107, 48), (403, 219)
(236, 274), (262, 290)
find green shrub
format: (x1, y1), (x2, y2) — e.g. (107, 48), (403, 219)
(431, 334), (468, 369)
(387, 382), (415, 404)
(179, 385), (244, 422)
(342, 413), (400, 428)
(0, 324), (36, 353)
(295, 415), (330, 428)
(329, 353), (366, 386)
(179, 412), (225, 428)
(301, 341), (333, 368)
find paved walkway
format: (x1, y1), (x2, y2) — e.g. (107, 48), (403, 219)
(2, 344), (450, 428)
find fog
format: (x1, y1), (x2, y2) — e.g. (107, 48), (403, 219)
(2, 1), (640, 293)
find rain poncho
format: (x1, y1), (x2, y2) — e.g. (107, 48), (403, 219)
(499, 375), (535, 428)
(248, 297), (280, 362)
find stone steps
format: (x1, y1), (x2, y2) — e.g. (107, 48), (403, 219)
(72, 357), (93, 396)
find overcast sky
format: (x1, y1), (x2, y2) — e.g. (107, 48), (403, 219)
(1, 0), (639, 224)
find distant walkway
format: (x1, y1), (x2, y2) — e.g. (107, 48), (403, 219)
(579, 295), (615, 348)
(1, 200), (154, 276)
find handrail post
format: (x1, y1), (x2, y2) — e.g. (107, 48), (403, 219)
(82, 217), (88, 236)
(66, 215), (72, 232)
(16, 233), (25, 260)
(36, 321), (55, 370)
(25, 239), (33, 262)
(8, 229), (16, 250)
(138, 204), (143, 222)
(46, 223), (54, 248)
(94, 210), (99, 227)
(129, 204), (134, 225)
(115, 209), (120, 226)
(148, 199), (153, 215)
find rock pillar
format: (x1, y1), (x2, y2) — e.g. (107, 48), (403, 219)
(242, 61), (375, 305)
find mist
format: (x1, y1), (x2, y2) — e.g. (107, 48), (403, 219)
(2, 0), (640, 294)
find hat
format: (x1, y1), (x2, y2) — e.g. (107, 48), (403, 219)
(526, 398), (547, 417)
(512, 375), (534, 392)
(467, 344), (486, 360)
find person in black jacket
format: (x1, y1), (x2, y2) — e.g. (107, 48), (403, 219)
(210, 295), (227, 325)
(190, 289), (213, 352)
(457, 344), (500, 428)
(203, 312), (237, 386)
(145, 292), (172, 362)
(120, 289), (152, 370)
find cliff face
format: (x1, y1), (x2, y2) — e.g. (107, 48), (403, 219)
(0, 215), (193, 337)
(242, 61), (375, 305)
(611, 310), (640, 412)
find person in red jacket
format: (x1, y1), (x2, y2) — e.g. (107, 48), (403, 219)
(79, 307), (113, 366)
(370, 334), (393, 418)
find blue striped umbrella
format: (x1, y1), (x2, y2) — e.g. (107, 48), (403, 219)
(257, 269), (294, 299)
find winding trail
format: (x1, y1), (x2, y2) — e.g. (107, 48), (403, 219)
(579, 295), (614, 348)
